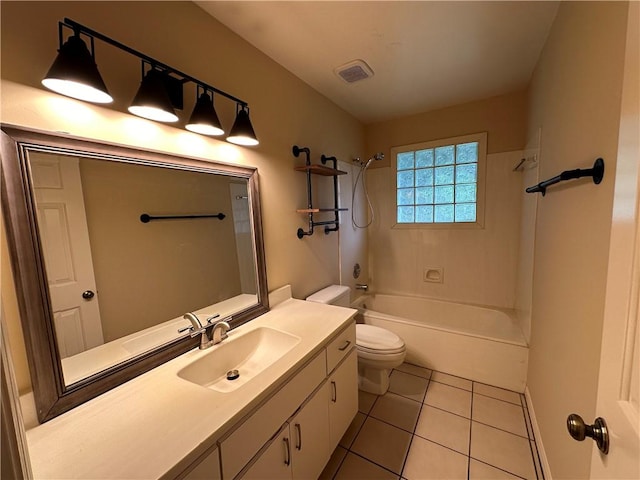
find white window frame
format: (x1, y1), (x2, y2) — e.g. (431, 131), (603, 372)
(391, 132), (487, 229)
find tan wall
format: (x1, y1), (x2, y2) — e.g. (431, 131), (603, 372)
(1, 2), (365, 391)
(79, 158), (243, 342)
(365, 90), (527, 168)
(366, 150), (523, 308)
(525, 2), (628, 478)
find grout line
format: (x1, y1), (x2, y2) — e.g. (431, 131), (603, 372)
(422, 402), (472, 421)
(347, 450), (404, 478)
(427, 378), (474, 394)
(521, 393), (545, 480)
(329, 447), (349, 480)
(467, 381), (474, 480)
(471, 419), (530, 440)
(470, 458), (529, 480)
(472, 389), (522, 406)
(398, 373), (427, 478)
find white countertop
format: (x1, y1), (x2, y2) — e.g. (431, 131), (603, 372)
(62, 294), (258, 385)
(25, 298), (356, 479)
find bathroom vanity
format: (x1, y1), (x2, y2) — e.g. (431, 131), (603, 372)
(23, 294), (358, 479)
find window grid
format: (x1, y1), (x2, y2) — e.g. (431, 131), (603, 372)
(396, 141), (479, 224)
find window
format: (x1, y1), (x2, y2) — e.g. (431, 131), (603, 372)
(392, 132), (486, 226)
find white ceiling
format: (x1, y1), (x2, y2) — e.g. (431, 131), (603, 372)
(196, 1), (559, 124)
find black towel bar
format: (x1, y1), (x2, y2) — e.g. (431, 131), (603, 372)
(140, 213), (225, 223)
(526, 158), (604, 196)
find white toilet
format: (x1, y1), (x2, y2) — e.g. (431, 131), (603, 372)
(306, 285), (406, 395)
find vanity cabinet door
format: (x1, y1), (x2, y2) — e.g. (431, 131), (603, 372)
(290, 381), (331, 480)
(240, 424), (292, 480)
(328, 349), (358, 447)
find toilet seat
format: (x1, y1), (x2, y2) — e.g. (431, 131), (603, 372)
(356, 324), (405, 354)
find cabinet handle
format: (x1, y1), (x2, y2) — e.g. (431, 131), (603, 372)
(295, 423), (302, 450)
(283, 437), (291, 466)
(331, 381), (337, 403)
(338, 340), (351, 351)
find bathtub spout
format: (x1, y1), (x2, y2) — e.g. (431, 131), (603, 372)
(355, 283), (368, 292)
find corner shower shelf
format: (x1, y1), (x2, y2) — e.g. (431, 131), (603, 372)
(293, 145), (347, 239)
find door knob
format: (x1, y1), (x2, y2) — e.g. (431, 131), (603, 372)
(567, 413), (609, 454)
(82, 290), (95, 300)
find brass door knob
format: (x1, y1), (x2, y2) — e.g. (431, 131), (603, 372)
(567, 413), (609, 454)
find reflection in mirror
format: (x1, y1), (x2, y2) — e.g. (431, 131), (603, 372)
(1, 125), (268, 422)
(28, 152), (258, 385)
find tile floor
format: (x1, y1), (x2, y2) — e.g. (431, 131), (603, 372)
(320, 363), (544, 480)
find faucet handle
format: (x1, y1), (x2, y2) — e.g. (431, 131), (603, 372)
(206, 314), (221, 325)
(177, 326), (193, 334)
(213, 320), (231, 341)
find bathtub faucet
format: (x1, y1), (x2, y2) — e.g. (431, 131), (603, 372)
(355, 284), (369, 292)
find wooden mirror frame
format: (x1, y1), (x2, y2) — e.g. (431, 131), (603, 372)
(1, 125), (269, 422)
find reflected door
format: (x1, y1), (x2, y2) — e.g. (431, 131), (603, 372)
(30, 153), (104, 357)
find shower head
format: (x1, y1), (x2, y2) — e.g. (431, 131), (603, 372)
(364, 152), (384, 168)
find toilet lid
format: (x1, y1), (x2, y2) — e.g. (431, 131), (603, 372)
(356, 324), (405, 353)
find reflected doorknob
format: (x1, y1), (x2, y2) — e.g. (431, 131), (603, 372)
(567, 413), (609, 454)
(82, 290), (95, 300)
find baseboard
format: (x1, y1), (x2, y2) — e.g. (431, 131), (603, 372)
(524, 387), (552, 480)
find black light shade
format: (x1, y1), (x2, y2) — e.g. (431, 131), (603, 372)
(227, 105), (259, 146)
(42, 34), (113, 104)
(186, 91), (224, 136)
(128, 69), (178, 123)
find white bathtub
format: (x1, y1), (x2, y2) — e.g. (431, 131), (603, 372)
(352, 293), (528, 392)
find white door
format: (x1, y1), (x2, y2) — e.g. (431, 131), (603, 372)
(590, 3), (639, 478)
(30, 153), (104, 358)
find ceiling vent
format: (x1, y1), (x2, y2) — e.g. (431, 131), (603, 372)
(334, 60), (374, 83)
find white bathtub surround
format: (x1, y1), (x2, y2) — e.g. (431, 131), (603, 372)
(366, 150), (524, 308)
(353, 293), (528, 392)
(23, 298), (356, 479)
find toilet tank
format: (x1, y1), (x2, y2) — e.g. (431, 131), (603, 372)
(306, 285), (351, 307)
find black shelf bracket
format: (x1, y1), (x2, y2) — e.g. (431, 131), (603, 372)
(526, 158), (604, 196)
(293, 145), (346, 239)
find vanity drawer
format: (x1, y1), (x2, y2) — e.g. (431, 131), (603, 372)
(326, 322), (356, 374)
(219, 350), (326, 479)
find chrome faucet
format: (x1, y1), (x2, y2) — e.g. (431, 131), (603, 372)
(355, 283), (369, 292)
(211, 320), (231, 344)
(179, 313), (231, 349)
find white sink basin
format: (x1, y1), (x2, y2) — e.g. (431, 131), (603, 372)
(177, 327), (301, 393)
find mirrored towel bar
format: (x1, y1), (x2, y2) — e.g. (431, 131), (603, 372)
(526, 158), (604, 196)
(140, 213), (225, 223)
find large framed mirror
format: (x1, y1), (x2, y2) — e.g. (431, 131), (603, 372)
(1, 125), (268, 422)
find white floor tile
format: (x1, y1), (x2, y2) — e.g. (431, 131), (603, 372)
(370, 392), (421, 432)
(471, 422), (536, 480)
(334, 452), (398, 480)
(432, 371), (472, 391)
(414, 405), (471, 455)
(472, 394), (527, 437)
(402, 436), (468, 480)
(474, 382), (521, 405)
(319, 446), (348, 480)
(469, 459), (521, 479)
(359, 390), (378, 414)
(389, 370), (429, 402)
(424, 381), (472, 418)
(351, 417), (412, 475)
(340, 412), (366, 449)
(395, 363), (432, 379)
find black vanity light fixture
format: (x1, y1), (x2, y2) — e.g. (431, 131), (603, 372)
(42, 18), (258, 146)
